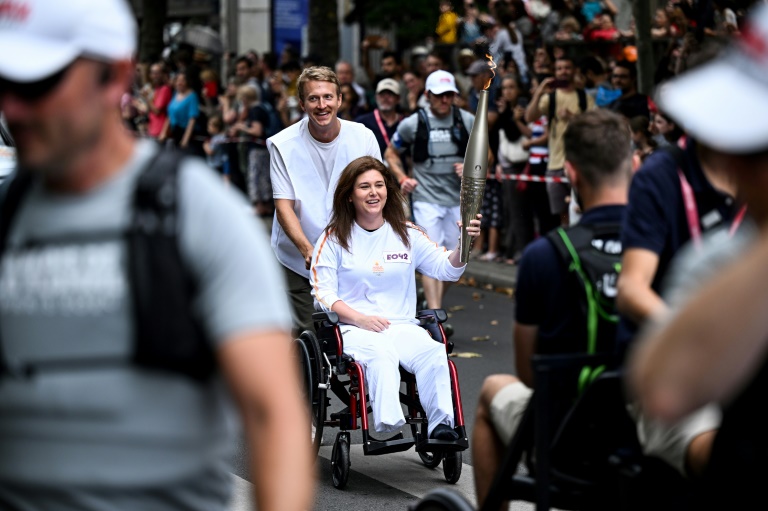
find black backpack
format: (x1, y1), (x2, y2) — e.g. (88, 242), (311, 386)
(0, 150), (216, 382)
(412, 106), (469, 163)
(546, 222), (623, 393)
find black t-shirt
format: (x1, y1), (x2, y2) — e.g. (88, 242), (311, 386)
(244, 105), (271, 147)
(617, 141), (739, 348)
(608, 92), (650, 120)
(355, 110), (400, 156)
(516, 205), (626, 355)
(697, 352), (768, 508)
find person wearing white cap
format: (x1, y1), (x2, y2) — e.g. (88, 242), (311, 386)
(385, 70), (475, 312)
(0, 1), (313, 510)
(628, 6), (768, 505)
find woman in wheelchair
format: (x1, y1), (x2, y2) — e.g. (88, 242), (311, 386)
(310, 156), (481, 441)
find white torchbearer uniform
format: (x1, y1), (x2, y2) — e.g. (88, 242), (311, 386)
(310, 221), (465, 435)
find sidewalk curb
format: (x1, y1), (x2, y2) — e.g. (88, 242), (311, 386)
(462, 260), (518, 291)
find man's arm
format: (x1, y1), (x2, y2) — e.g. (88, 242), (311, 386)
(616, 248), (668, 323)
(514, 323), (538, 387)
(525, 77), (553, 123)
(218, 329), (314, 511)
(629, 232), (768, 423)
(384, 143), (418, 194)
(274, 198), (315, 270)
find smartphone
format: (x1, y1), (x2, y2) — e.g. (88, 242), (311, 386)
(517, 97), (529, 109)
(551, 79), (569, 89)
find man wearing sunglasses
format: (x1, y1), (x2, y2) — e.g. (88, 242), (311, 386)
(0, 1), (313, 510)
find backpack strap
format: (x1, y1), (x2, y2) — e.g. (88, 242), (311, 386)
(451, 106), (469, 156)
(0, 171), (34, 377)
(412, 108), (431, 163)
(548, 91), (556, 126)
(547, 224), (619, 394)
(577, 88), (587, 113)
(128, 148), (216, 382)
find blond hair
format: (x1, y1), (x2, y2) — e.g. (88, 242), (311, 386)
(297, 66), (340, 103)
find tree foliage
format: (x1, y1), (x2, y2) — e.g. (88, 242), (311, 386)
(309, 0), (340, 65)
(359, 0), (439, 48)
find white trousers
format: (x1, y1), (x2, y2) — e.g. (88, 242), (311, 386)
(341, 323), (455, 436)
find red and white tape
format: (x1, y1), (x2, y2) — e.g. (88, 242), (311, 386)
(486, 173), (570, 184)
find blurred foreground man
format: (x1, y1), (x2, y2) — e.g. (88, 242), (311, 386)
(630, 4), (768, 508)
(0, 1), (313, 510)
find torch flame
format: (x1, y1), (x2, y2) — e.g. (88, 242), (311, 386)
(483, 54), (497, 90)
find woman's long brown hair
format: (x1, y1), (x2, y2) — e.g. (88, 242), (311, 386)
(327, 156), (410, 252)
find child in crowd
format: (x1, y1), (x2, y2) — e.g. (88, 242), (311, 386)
(204, 115), (229, 184)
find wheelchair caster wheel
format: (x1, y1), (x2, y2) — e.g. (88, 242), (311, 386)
(409, 487), (474, 511)
(331, 432), (351, 489)
(442, 451), (462, 484)
(418, 450), (444, 469)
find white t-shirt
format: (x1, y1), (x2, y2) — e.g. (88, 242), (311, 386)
(311, 221), (465, 324)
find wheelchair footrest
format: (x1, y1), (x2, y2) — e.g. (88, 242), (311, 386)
(415, 437), (469, 453)
(362, 432), (416, 456)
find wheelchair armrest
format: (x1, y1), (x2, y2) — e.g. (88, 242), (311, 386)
(312, 311), (339, 327)
(416, 308), (448, 324)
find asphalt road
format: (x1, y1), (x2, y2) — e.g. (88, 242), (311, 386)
(228, 282), (524, 510)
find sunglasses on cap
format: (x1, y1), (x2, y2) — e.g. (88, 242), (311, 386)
(0, 65), (73, 102)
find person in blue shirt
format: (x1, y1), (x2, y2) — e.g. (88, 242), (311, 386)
(161, 70), (204, 157)
(472, 109), (632, 508)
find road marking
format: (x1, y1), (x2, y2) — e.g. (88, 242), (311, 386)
(229, 454), (546, 511)
(319, 444), (478, 505)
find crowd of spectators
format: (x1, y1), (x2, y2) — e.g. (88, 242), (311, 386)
(119, 0), (751, 251)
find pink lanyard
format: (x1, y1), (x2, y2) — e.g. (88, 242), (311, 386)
(678, 169), (746, 249)
(374, 110), (400, 147)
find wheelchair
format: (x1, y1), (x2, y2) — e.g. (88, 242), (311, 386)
(293, 308), (469, 489)
(410, 353), (692, 511)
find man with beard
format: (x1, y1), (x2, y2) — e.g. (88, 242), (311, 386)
(0, 0), (313, 509)
(354, 78), (403, 157)
(607, 60), (650, 121)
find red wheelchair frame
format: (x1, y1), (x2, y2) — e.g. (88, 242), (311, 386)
(294, 308), (469, 489)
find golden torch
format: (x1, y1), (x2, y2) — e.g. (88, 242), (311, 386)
(459, 55), (496, 262)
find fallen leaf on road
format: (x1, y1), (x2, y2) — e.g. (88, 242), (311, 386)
(490, 320), (499, 326)
(447, 312), (453, 319)
(448, 305), (465, 312)
(495, 287), (515, 298)
(449, 352), (483, 358)
(467, 277), (477, 287)
(484, 283), (494, 290)
(472, 292), (482, 301)
(472, 335), (490, 342)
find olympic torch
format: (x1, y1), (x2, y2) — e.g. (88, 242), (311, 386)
(459, 55), (496, 262)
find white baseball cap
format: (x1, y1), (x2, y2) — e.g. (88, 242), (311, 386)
(0, 0), (137, 83)
(425, 70), (459, 95)
(657, 4), (768, 153)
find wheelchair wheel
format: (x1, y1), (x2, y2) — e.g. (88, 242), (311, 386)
(331, 432), (351, 489)
(442, 451), (462, 484)
(419, 450), (444, 469)
(411, 423), (443, 468)
(294, 331), (326, 456)
(408, 488), (474, 511)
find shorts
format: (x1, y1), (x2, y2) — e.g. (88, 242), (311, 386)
(489, 381), (533, 445)
(545, 168), (571, 216)
(632, 403), (721, 477)
(412, 202), (461, 248)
